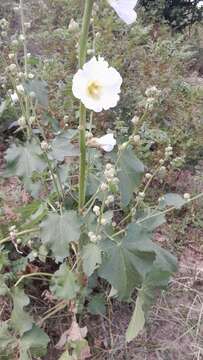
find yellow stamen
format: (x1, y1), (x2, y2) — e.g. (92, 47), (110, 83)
(87, 80), (102, 99)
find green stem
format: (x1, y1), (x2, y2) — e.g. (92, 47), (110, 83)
(15, 272), (52, 287)
(0, 228), (39, 245)
(78, 0), (94, 211)
(112, 192), (203, 238)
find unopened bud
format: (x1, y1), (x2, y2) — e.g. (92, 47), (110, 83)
(133, 135), (141, 144)
(145, 173), (152, 179)
(68, 18), (79, 32)
(183, 193), (190, 200)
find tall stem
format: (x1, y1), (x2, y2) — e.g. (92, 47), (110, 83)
(78, 0), (94, 211)
(20, 0), (28, 76)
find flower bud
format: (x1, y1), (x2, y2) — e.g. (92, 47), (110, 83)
(8, 53), (15, 60)
(41, 141), (49, 151)
(10, 92), (19, 103)
(32, 250), (38, 258)
(68, 18), (79, 32)
(106, 163), (113, 170)
(11, 39), (19, 47)
(93, 205), (100, 217)
(7, 63), (17, 72)
(120, 142), (128, 150)
(18, 116), (26, 128)
(19, 34), (25, 41)
(133, 135), (141, 144)
(100, 182), (108, 192)
(183, 193), (190, 200)
(16, 84), (24, 94)
(145, 173), (152, 179)
(28, 73), (34, 79)
(131, 115), (139, 125)
(87, 49), (94, 56)
(28, 116), (36, 125)
(100, 217), (106, 225)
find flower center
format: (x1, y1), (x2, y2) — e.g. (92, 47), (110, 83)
(87, 80), (102, 99)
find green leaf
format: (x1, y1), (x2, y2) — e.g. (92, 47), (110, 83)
(0, 322), (16, 351)
(23, 177), (42, 198)
(99, 220), (177, 301)
(126, 247), (177, 342)
(5, 140), (46, 178)
(11, 288), (33, 335)
(24, 79), (48, 107)
(82, 244), (102, 277)
(88, 294), (106, 315)
(10, 257), (28, 274)
(20, 325), (50, 359)
(50, 130), (79, 161)
(139, 211), (166, 231)
(118, 147), (144, 206)
(40, 211), (81, 261)
(50, 263), (79, 300)
(99, 224), (156, 300)
(160, 193), (186, 209)
(126, 294), (145, 342)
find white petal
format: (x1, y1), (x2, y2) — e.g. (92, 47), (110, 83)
(97, 133), (117, 152)
(72, 57), (122, 112)
(108, 0), (138, 25)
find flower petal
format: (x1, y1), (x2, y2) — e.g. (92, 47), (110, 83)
(108, 0), (138, 25)
(72, 57), (122, 112)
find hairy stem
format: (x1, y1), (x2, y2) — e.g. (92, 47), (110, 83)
(78, 0), (94, 211)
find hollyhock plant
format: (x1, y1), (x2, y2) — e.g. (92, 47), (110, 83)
(107, 0), (138, 25)
(72, 56), (122, 112)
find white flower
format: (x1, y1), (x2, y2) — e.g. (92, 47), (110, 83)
(197, 1), (203, 8)
(72, 56), (122, 112)
(107, 0), (138, 25)
(10, 92), (19, 103)
(96, 133), (117, 152)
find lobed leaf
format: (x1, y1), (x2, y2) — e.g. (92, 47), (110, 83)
(50, 130), (79, 161)
(11, 288), (33, 336)
(50, 263), (80, 300)
(20, 325), (50, 359)
(117, 147), (144, 206)
(5, 140), (47, 178)
(82, 243), (102, 277)
(40, 211), (81, 262)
